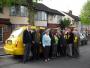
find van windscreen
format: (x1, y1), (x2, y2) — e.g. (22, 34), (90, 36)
(10, 28), (23, 37)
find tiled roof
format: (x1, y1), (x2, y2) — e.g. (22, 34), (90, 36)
(34, 3), (64, 16)
(16, 2), (64, 16)
(64, 12), (80, 21)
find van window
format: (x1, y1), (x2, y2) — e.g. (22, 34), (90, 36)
(10, 28), (23, 38)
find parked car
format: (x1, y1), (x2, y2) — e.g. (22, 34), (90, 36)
(80, 33), (88, 45)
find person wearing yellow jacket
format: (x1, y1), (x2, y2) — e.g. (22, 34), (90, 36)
(73, 30), (80, 57)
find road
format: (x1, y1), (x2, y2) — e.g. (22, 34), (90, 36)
(0, 41), (90, 68)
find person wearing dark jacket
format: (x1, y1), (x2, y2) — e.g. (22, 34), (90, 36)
(49, 30), (53, 58)
(31, 29), (40, 60)
(23, 26), (32, 63)
(60, 31), (67, 56)
(57, 32), (61, 56)
(67, 29), (74, 57)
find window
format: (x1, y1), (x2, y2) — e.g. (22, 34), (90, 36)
(0, 27), (3, 41)
(3, 25), (8, 32)
(10, 6), (17, 16)
(57, 16), (62, 24)
(35, 11), (47, 21)
(10, 28), (23, 38)
(16, 6), (20, 16)
(49, 15), (53, 21)
(10, 6), (28, 17)
(20, 6), (28, 17)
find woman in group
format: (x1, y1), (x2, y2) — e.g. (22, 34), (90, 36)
(42, 29), (51, 62)
(52, 33), (59, 58)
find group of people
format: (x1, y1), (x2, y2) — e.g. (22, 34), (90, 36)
(23, 25), (80, 63)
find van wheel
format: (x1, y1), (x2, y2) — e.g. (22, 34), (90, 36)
(13, 55), (23, 59)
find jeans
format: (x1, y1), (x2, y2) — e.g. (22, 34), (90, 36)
(32, 42), (39, 59)
(23, 43), (31, 63)
(67, 44), (73, 56)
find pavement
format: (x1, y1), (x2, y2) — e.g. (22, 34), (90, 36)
(0, 39), (90, 68)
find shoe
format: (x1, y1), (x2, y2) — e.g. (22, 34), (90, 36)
(22, 61), (27, 64)
(52, 57), (55, 59)
(48, 58), (50, 61)
(45, 59), (48, 62)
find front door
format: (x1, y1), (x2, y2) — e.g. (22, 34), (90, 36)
(0, 27), (3, 42)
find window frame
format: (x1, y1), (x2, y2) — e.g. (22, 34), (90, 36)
(35, 11), (47, 21)
(10, 6), (17, 16)
(20, 6), (28, 17)
(10, 6), (28, 17)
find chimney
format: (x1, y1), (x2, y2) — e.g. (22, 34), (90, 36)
(69, 10), (72, 15)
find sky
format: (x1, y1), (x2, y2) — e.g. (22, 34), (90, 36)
(39, 0), (87, 16)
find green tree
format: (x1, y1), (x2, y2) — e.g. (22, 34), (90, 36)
(80, 0), (90, 25)
(60, 18), (70, 29)
(0, 0), (41, 25)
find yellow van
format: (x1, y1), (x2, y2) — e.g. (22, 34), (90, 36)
(4, 26), (45, 56)
(4, 26), (27, 56)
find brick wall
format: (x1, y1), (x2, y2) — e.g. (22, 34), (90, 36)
(0, 24), (12, 43)
(48, 23), (60, 28)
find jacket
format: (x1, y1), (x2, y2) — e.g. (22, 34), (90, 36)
(42, 34), (51, 47)
(23, 29), (32, 44)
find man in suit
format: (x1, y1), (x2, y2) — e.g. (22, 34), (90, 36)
(23, 25), (32, 63)
(32, 29), (40, 60)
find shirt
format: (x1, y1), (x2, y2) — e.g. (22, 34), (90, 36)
(54, 36), (59, 45)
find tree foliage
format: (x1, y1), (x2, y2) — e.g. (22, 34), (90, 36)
(0, 0), (42, 25)
(80, 0), (90, 25)
(0, 0), (26, 7)
(60, 18), (70, 29)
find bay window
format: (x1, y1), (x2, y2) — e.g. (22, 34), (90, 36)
(35, 11), (47, 21)
(10, 6), (28, 17)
